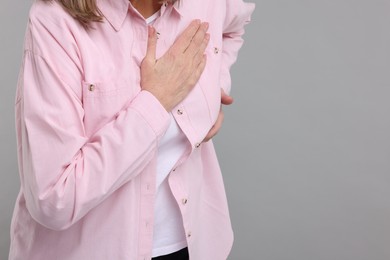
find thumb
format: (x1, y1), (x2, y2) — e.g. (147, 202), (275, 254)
(146, 26), (157, 61)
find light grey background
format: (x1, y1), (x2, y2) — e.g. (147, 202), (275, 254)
(1, 0), (390, 259)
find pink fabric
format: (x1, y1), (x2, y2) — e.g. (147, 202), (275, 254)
(9, 0), (255, 259)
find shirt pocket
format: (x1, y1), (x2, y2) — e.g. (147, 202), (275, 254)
(82, 78), (135, 136)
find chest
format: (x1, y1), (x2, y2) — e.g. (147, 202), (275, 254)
(78, 4), (224, 143)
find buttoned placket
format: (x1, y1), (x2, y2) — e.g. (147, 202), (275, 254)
(138, 169), (155, 260)
(126, 6), (160, 260)
(167, 152), (193, 246)
(173, 106), (204, 151)
(169, 105), (206, 245)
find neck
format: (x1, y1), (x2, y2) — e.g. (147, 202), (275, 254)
(130, 0), (162, 19)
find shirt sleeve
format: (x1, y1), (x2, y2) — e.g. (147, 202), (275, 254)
(16, 13), (170, 231)
(220, 0), (255, 94)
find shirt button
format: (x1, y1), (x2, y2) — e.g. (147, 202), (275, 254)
(177, 109), (183, 115)
(187, 232), (192, 238)
(182, 198), (188, 205)
(195, 143), (201, 148)
(214, 47), (220, 54)
(88, 84), (95, 91)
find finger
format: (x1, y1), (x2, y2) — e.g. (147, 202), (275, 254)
(191, 34), (210, 68)
(221, 89), (234, 105)
(190, 54), (207, 85)
(171, 20), (202, 53)
(203, 127), (215, 142)
(184, 23), (209, 56)
(145, 26), (157, 61)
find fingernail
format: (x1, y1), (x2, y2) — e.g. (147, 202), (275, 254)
(201, 22), (209, 32)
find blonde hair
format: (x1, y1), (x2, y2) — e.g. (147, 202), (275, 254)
(42, 0), (179, 29)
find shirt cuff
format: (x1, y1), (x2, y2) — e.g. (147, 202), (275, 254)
(128, 90), (170, 138)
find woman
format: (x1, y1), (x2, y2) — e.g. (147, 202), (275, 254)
(9, 0), (254, 259)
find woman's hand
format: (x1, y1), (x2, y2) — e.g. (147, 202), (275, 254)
(203, 89), (234, 142)
(140, 20), (210, 112)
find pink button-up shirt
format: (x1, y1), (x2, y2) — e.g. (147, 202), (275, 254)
(9, 0), (254, 259)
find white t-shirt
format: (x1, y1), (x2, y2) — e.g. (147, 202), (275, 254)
(153, 114), (188, 257)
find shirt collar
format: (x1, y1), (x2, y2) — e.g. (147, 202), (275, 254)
(96, 0), (129, 31)
(97, 0), (186, 31)
(171, 1), (186, 18)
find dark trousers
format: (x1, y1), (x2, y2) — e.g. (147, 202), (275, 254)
(152, 247), (189, 260)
